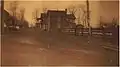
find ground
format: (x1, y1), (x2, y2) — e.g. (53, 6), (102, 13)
(1, 28), (119, 66)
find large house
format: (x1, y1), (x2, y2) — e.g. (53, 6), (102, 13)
(37, 9), (76, 31)
(2, 9), (29, 33)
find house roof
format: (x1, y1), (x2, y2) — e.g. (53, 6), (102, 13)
(38, 10), (76, 21)
(3, 9), (28, 26)
(47, 10), (66, 17)
(3, 9), (10, 21)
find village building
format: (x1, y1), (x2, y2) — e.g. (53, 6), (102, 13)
(37, 9), (76, 32)
(2, 9), (29, 33)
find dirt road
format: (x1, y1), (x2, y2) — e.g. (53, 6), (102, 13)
(1, 29), (119, 66)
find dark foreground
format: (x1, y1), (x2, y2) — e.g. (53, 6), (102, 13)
(1, 28), (119, 66)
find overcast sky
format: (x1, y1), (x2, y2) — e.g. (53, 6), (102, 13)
(4, 0), (119, 28)
(4, 1), (86, 25)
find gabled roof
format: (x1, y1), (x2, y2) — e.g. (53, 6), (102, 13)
(3, 9), (10, 20)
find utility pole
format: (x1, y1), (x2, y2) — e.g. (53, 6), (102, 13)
(86, 0), (92, 45)
(86, 0), (91, 36)
(1, 0), (4, 34)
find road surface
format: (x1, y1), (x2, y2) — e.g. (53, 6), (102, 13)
(1, 28), (119, 66)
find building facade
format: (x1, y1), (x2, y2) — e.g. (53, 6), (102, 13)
(37, 9), (76, 32)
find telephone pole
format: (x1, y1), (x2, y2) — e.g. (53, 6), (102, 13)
(86, 0), (92, 45)
(1, 0), (4, 34)
(86, 0), (91, 36)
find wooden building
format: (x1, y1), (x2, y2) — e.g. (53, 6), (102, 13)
(37, 9), (76, 32)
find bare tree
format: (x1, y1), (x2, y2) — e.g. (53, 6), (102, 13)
(99, 16), (105, 37)
(9, 1), (19, 27)
(43, 7), (47, 13)
(77, 4), (88, 28)
(19, 7), (25, 28)
(20, 7), (25, 21)
(77, 4), (86, 24)
(9, 1), (18, 17)
(67, 4), (87, 25)
(32, 8), (40, 29)
(67, 5), (77, 14)
(67, 4), (87, 36)
(32, 8), (40, 20)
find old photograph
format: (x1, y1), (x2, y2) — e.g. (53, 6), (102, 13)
(1, 0), (119, 66)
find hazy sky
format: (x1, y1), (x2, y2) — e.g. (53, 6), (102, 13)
(4, 1), (85, 25)
(4, 0), (119, 28)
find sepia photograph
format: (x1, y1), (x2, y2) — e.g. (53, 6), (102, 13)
(1, 0), (119, 66)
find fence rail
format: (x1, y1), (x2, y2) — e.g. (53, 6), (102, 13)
(62, 28), (113, 36)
